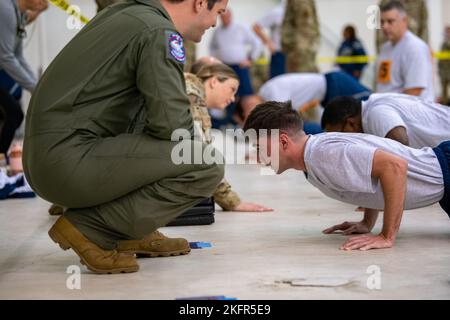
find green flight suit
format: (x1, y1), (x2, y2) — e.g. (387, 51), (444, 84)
(23, 0), (224, 250)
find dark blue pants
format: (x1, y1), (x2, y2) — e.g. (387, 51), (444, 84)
(322, 71), (372, 107)
(304, 122), (323, 135)
(433, 141), (450, 218)
(270, 52), (286, 79)
(228, 64), (254, 97)
(0, 70), (22, 100)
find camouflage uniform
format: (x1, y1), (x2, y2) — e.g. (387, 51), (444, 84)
(185, 73), (241, 211)
(376, 0), (429, 52)
(439, 39), (450, 105)
(281, 0), (320, 73)
(184, 41), (197, 72)
(250, 56), (269, 93)
(95, 0), (123, 12)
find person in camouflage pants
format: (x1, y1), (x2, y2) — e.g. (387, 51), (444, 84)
(281, 0), (320, 73)
(186, 64), (272, 212)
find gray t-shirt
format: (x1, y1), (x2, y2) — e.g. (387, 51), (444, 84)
(304, 133), (444, 210)
(376, 31), (434, 101)
(0, 0), (37, 92)
(362, 93), (450, 149)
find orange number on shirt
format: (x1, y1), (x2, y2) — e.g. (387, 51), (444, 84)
(378, 60), (392, 84)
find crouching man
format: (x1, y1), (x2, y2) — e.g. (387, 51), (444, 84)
(23, 0), (228, 274)
(243, 101), (449, 251)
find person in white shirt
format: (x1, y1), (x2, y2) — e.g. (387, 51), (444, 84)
(210, 9), (262, 98)
(234, 71), (371, 134)
(322, 93), (450, 149)
(253, 1), (286, 78)
(258, 71), (371, 113)
(243, 101), (450, 251)
(376, 1), (434, 101)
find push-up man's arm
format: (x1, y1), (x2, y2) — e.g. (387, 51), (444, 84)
(385, 126), (409, 146)
(340, 150), (408, 251)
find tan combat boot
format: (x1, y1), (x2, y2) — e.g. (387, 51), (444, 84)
(117, 230), (191, 258)
(48, 216), (139, 274)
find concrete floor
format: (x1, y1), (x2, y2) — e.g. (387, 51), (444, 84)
(0, 161), (449, 299)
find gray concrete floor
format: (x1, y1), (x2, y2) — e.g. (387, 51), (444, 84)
(0, 163), (449, 299)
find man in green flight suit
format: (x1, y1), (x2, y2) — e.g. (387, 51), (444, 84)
(23, 0), (228, 274)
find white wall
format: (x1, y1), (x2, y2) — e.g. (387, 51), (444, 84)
(22, 0), (450, 104)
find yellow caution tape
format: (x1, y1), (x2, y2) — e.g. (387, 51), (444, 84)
(43, 3), (450, 64)
(318, 55), (377, 64)
(323, 51), (450, 64)
(435, 51), (450, 61)
(49, 0), (90, 24)
(255, 57), (270, 66)
(255, 51), (450, 66)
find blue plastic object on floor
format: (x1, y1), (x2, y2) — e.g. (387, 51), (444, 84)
(189, 242), (212, 249)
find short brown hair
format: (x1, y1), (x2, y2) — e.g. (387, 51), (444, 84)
(243, 101), (304, 137)
(380, 1), (406, 14)
(167, 0), (222, 10)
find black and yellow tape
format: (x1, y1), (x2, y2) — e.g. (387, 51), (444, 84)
(49, 0), (90, 24)
(256, 52), (450, 66)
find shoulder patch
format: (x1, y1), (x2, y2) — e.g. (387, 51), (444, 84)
(166, 31), (186, 64)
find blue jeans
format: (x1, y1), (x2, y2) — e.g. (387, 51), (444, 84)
(433, 141), (450, 218)
(270, 52), (286, 79)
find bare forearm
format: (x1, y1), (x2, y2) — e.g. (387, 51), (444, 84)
(362, 209), (379, 230)
(253, 25), (268, 44)
(253, 24), (275, 52)
(379, 165), (407, 241)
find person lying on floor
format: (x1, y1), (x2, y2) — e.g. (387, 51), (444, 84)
(243, 100), (450, 251)
(322, 93), (450, 148)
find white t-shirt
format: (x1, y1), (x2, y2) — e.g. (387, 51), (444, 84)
(376, 31), (434, 101)
(258, 73), (327, 109)
(210, 22), (263, 65)
(362, 93), (450, 149)
(257, 4), (285, 52)
(304, 133), (444, 210)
